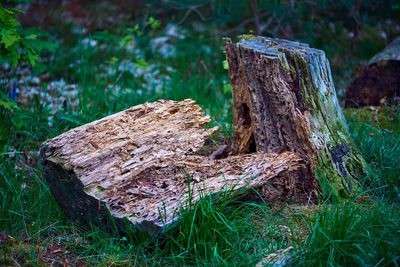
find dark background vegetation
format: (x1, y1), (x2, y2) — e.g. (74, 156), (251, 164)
(18, 0), (400, 93)
(1, 0), (400, 266)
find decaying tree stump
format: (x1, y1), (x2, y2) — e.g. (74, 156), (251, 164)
(224, 36), (367, 201)
(346, 37), (400, 107)
(41, 37), (369, 236)
(40, 99), (304, 235)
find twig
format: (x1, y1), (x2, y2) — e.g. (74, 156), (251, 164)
(98, 190), (115, 210)
(89, 140), (99, 149)
(325, 86), (331, 96)
(192, 7), (208, 21)
(138, 183), (143, 200)
(221, 12), (270, 36)
(178, 8), (192, 25)
(178, 6), (209, 24)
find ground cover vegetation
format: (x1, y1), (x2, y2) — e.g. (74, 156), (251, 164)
(1, 0), (400, 265)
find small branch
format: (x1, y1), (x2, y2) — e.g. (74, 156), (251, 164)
(192, 7), (208, 22)
(250, 0), (260, 34)
(221, 12), (270, 36)
(177, 4), (210, 24)
(177, 8), (192, 25)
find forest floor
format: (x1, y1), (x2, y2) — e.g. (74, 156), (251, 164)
(1, 2), (400, 266)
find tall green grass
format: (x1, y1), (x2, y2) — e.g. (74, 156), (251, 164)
(1, 23), (400, 266)
(298, 201), (400, 266)
(294, 107), (400, 266)
(346, 106), (400, 202)
(0, 151), (290, 265)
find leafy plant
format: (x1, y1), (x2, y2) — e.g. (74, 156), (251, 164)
(1, 1), (400, 265)
(0, 91), (19, 111)
(0, 3), (57, 67)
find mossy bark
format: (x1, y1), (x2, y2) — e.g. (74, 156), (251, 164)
(224, 36), (368, 200)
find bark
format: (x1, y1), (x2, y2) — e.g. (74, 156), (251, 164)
(41, 37), (370, 236)
(40, 99), (304, 235)
(224, 38), (256, 154)
(346, 37), (400, 107)
(224, 36), (367, 201)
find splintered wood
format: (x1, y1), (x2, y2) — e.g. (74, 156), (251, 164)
(40, 99), (303, 235)
(41, 36), (370, 236)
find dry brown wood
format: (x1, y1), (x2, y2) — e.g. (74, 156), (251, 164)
(224, 36), (368, 201)
(224, 38), (256, 154)
(40, 99), (304, 235)
(41, 37), (370, 236)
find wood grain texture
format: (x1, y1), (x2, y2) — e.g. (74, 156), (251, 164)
(40, 99), (304, 235)
(224, 38), (256, 154)
(225, 36), (368, 200)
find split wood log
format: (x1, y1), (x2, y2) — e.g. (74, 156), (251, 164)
(40, 99), (304, 235)
(346, 37), (400, 107)
(224, 36), (367, 200)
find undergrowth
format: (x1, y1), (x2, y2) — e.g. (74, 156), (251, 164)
(298, 201), (400, 266)
(1, 8), (400, 266)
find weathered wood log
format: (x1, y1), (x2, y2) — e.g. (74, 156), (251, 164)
(40, 99), (304, 235)
(224, 41), (256, 154)
(345, 37), (400, 107)
(224, 36), (367, 200)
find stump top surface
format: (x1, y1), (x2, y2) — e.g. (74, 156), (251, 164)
(237, 36), (325, 59)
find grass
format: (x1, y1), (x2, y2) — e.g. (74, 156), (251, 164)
(298, 201), (400, 266)
(1, 20), (400, 266)
(346, 106), (400, 202)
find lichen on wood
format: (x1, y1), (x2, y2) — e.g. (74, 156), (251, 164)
(40, 99), (304, 235)
(41, 37), (370, 236)
(224, 36), (368, 200)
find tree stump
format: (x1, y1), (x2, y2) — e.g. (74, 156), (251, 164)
(224, 36), (367, 200)
(40, 99), (304, 235)
(41, 37), (369, 236)
(345, 37), (400, 107)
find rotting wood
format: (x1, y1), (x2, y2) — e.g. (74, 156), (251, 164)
(41, 37), (370, 236)
(224, 39), (256, 154)
(40, 99), (304, 235)
(224, 36), (368, 201)
(346, 37), (400, 107)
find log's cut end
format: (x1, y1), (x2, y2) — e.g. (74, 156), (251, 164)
(225, 36), (368, 200)
(40, 99), (304, 235)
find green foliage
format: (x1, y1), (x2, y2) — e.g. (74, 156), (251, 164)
(222, 59), (229, 70)
(148, 17), (161, 30)
(346, 106), (400, 201)
(298, 201), (400, 266)
(119, 17), (160, 49)
(155, 182), (278, 265)
(1, 1), (400, 265)
(0, 92), (19, 111)
(0, 3), (57, 67)
(293, 108), (400, 265)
